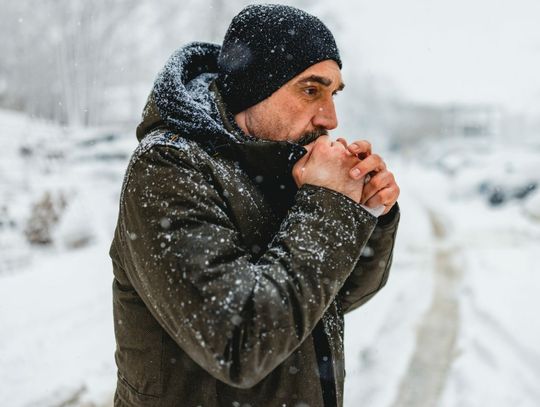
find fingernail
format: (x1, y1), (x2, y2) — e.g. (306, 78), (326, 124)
(351, 168), (362, 178)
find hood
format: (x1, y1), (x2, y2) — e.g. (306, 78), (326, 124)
(136, 42), (228, 143)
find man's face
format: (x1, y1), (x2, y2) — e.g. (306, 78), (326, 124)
(235, 60), (344, 145)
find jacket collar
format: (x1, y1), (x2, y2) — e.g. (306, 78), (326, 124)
(209, 80), (307, 183)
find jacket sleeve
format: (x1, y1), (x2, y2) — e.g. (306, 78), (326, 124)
(338, 202), (400, 314)
(117, 145), (378, 389)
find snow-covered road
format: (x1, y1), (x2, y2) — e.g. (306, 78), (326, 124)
(391, 211), (460, 407)
(344, 151), (540, 407)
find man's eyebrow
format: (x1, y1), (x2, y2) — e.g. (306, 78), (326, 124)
(297, 75), (345, 91)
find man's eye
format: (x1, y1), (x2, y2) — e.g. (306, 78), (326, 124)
(304, 88), (318, 96)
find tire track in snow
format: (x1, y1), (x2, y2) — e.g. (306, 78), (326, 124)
(390, 211), (460, 407)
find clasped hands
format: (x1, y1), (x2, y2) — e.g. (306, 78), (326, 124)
(292, 136), (400, 216)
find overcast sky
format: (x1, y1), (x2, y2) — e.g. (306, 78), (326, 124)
(335, 0), (540, 115)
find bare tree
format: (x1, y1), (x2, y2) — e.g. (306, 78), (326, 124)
(1, 0), (153, 126)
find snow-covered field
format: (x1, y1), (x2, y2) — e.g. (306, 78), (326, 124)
(1, 109), (539, 406)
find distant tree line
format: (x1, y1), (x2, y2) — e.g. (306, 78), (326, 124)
(0, 0), (254, 126)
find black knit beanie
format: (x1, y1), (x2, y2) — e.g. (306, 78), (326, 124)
(216, 4), (342, 114)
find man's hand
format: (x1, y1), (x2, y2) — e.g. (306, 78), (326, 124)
(292, 135), (366, 203)
(340, 138), (400, 216)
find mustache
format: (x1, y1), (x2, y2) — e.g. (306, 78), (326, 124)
(296, 128), (329, 146)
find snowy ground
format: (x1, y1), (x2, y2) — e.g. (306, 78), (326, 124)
(1, 110), (540, 406)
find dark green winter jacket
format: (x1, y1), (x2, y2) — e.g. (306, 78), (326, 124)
(109, 42), (400, 407)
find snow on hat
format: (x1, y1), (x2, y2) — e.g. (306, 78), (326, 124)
(216, 4), (342, 114)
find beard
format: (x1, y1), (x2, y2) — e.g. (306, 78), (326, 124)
(244, 108), (329, 146)
(295, 127), (329, 146)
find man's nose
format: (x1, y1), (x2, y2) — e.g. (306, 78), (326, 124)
(312, 98), (338, 130)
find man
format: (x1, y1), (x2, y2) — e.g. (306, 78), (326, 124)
(110, 4), (400, 407)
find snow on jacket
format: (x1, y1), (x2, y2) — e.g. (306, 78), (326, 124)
(109, 42), (400, 407)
